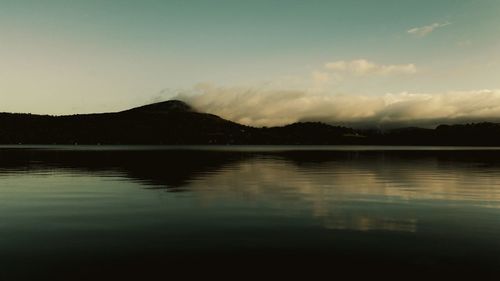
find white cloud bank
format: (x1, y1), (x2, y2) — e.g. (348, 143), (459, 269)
(407, 22), (451, 37)
(325, 59), (417, 75)
(175, 84), (500, 128)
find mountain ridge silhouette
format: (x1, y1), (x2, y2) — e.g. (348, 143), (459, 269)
(1, 100), (500, 145)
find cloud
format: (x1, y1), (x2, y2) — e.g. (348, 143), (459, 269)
(324, 59), (417, 75)
(175, 84), (500, 128)
(407, 22), (451, 37)
(252, 58), (418, 92)
(311, 71), (331, 84)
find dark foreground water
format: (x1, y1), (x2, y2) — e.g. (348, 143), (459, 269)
(1, 146), (500, 279)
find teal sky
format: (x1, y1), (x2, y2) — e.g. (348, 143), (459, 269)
(1, 0), (500, 125)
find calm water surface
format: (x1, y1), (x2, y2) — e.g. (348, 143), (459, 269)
(1, 146), (500, 279)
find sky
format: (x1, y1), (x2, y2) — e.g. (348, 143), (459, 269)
(1, 0), (500, 127)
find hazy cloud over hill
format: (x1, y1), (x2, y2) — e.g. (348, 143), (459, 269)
(176, 84), (500, 128)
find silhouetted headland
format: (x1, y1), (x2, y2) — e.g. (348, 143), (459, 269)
(1, 100), (500, 145)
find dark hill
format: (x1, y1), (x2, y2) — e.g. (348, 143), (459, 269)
(0, 100), (255, 144)
(261, 122), (358, 144)
(435, 123), (500, 145)
(1, 100), (500, 145)
(122, 100), (194, 114)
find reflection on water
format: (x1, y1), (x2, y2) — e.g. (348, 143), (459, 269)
(0, 146), (500, 278)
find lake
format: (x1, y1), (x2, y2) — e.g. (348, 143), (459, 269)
(1, 146), (500, 279)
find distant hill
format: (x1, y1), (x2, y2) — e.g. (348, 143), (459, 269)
(0, 101), (252, 144)
(1, 100), (500, 145)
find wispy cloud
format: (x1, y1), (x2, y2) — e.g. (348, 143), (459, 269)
(407, 22), (451, 37)
(175, 84), (500, 128)
(324, 59), (417, 75)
